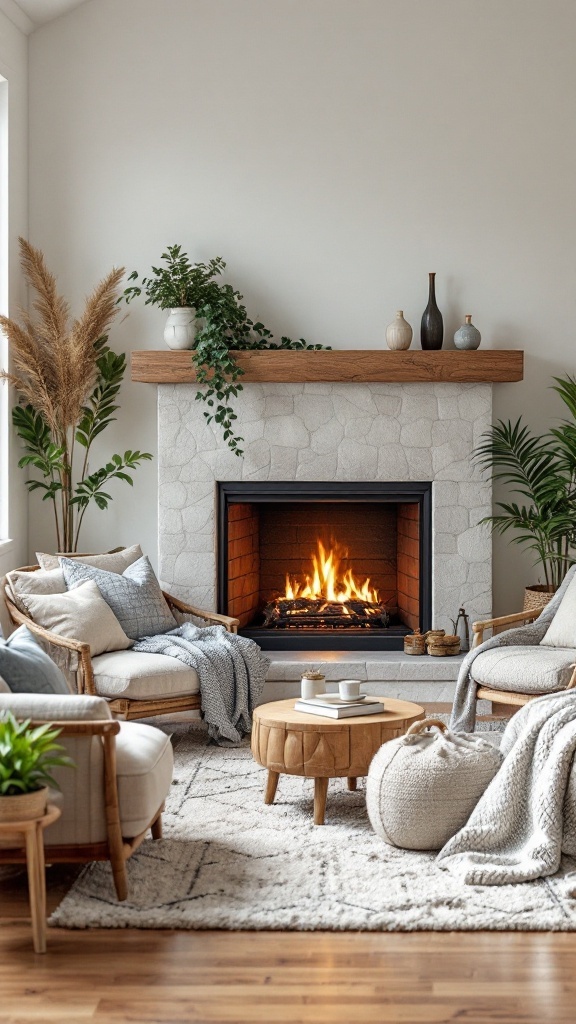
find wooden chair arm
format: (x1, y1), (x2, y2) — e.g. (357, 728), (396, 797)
(472, 609), (540, 647)
(29, 719), (121, 736)
(163, 592), (240, 633)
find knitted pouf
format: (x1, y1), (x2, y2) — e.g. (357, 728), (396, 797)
(366, 718), (503, 850)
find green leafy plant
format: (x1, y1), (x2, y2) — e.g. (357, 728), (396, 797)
(0, 712), (74, 796)
(474, 374), (576, 589)
(0, 239), (152, 551)
(121, 244), (327, 456)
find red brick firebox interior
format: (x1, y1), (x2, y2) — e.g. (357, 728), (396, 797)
(227, 501), (420, 631)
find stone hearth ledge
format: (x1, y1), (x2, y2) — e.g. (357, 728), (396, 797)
(260, 650), (464, 705)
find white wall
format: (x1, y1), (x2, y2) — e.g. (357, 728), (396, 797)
(27, 0), (576, 613)
(0, 7), (28, 578)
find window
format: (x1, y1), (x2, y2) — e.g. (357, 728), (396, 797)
(0, 73), (8, 543)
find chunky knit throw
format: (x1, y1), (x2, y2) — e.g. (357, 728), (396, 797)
(438, 690), (576, 890)
(133, 623), (268, 745)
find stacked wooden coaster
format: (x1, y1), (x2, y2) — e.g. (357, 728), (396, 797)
(426, 633), (461, 657)
(404, 630), (427, 655)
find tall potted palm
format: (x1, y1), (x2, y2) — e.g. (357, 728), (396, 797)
(474, 375), (576, 609)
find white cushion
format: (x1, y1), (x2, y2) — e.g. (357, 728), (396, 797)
(36, 544), (143, 573)
(541, 574), (576, 648)
(115, 722), (174, 837)
(472, 645), (576, 693)
(91, 649), (200, 700)
(20, 580), (133, 657)
(45, 721), (172, 845)
(7, 567), (67, 614)
(0, 692), (112, 720)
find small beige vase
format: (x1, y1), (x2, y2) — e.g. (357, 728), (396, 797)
(386, 311), (413, 350)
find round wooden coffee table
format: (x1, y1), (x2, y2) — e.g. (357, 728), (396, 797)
(251, 697), (425, 825)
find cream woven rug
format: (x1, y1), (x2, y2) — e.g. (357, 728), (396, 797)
(50, 728), (576, 931)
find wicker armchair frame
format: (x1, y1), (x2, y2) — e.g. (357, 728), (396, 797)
(472, 609), (576, 716)
(3, 566), (240, 721)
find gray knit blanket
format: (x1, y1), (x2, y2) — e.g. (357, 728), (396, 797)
(438, 690), (576, 891)
(133, 623), (269, 745)
(450, 564), (576, 732)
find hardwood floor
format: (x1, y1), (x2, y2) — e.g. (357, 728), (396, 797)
(1, 864), (576, 1024)
(1, 708), (571, 1024)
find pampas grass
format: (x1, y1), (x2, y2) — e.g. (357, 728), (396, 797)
(0, 239), (151, 551)
(0, 238), (124, 437)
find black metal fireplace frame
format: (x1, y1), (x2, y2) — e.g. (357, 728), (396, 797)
(217, 481), (432, 650)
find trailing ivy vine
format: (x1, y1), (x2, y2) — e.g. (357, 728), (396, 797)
(121, 245), (327, 456)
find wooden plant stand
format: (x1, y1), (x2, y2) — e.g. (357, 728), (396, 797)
(0, 804), (61, 953)
(252, 697), (425, 825)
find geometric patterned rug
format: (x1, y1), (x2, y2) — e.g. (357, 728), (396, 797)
(50, 727), (576, 931)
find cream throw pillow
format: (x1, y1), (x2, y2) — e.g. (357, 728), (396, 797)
(7, 567), (67, 614)
(36, 544), (143, 573)
(21, 580), (133, 657)
(540, 574), (576, 648)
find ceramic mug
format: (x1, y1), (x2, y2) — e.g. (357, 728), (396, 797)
(339, 679), (362, 700)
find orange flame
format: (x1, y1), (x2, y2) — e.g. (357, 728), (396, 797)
(283, 539), (379, 604)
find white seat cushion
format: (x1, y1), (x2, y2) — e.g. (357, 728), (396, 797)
(91, 649), (200, 700)
(42, 719), (173, 845)
(115, 722), (174, 837)
(472, 645), (576, 694)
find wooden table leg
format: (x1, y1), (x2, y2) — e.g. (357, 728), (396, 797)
(25, 823), (47, 954)
(314, 777), (329, 825)
(265, 770), (280, 805)
(347, 777), (357, 791)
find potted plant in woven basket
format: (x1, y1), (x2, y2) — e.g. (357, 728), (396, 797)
(0, 712), (74, 823)
(474, 375), (576, 610)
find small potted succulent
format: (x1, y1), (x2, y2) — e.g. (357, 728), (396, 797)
(0, 712), (74, 822)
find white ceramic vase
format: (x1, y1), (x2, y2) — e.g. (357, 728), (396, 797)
(163, 307), (197, 350)
(386, 311), (413, 350)
(454, 315), (481, 350)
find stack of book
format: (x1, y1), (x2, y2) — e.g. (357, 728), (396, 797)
(294, 694), (385, 719)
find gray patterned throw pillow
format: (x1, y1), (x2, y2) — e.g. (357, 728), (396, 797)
(60, 555), (176, 640)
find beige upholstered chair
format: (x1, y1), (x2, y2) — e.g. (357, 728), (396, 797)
(2, 566), (239, 721)
(0, 693), (174, 900)
(471, 609), (576, 715)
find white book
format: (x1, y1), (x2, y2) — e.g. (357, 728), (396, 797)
(294, 699), (385, 719)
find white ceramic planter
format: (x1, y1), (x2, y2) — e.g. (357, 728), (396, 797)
(163, 307), (197, 350)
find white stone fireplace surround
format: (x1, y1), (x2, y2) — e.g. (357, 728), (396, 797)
(157, 381), (492, 700)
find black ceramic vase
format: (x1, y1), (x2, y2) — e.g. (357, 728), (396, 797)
(420, 272), (443, 350)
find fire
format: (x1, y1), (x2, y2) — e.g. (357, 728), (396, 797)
(283, 539), (379, 605)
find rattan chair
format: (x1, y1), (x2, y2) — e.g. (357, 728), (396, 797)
(472, 608), (576, 716)
(2, 565), (239, 721)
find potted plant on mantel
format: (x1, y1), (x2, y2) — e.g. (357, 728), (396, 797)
(0, 712), (74, 823)
(121, 244), (327, 456)
(474, 375), (576, 609)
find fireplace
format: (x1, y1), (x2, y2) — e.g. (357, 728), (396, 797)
(217, 482), (432, 650)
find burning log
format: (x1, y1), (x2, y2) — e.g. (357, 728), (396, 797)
(263, 598), (390, 629)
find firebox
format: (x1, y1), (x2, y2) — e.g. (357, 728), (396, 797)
(217, 482), (432, 650)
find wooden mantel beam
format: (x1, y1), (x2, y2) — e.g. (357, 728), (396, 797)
(131, 349), (524, 385)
